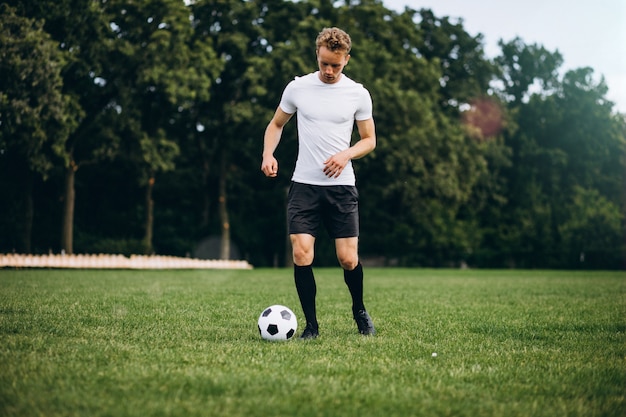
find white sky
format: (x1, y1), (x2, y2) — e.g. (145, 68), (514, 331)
(382, 0), (626, 113)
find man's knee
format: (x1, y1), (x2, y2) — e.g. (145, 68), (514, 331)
(335, 238), (359, 270)
(293, 248), (314, 266)
(338, 255), (358, 270)
(291, 234), (315, 266)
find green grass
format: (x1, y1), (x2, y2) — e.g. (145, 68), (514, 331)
(0, 268), (624, 417)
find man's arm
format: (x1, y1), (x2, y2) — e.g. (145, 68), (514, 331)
(261, 107), (293, 178)
(323, 118), (376, 178)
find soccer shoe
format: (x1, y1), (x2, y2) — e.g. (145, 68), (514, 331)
(299, 324), (319, 340)
(354, 309), (376, 335)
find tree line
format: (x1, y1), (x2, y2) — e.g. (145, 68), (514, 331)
(1, 0), (624, 269)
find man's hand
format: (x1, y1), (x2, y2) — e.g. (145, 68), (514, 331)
(323, 120), (376, 178)
(323, 150), (351, 178)
(261, 155), (278, 178)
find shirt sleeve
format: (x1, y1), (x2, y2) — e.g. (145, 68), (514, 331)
(278, 79), (297, 114)
(355, 87), (373, 121)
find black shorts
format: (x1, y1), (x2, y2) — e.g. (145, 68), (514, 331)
(287, 182), (359, 239)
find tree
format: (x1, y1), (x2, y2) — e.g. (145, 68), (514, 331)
(416, 8), (497, 113)
(6, 0), (121, 254)
(97, 0), (221, 254)
(189, 0), (307, 261)
(559, 186), (623, 268)
(495, 37), (563, 105)
(493, 38), (626, 268)
(550, 69), (625, 267)
(0, 5), (77, 252)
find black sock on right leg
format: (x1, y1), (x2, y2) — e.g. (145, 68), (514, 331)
(294, 264), (318, 331)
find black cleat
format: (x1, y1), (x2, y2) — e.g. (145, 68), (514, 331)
(299, 324), (319, 340)
(354, 309), (376, 335)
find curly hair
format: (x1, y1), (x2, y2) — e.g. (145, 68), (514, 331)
(315, 27), (351, 55)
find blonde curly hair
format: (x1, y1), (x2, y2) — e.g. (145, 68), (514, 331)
(315, 27), (351, 55)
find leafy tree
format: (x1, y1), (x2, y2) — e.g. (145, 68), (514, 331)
(0, 5), (77, 252)
(559, 186), (623, 269)
(493, 39), (625, 268)
(6, 0), (121, 254)
(90, 0), (221, 254)
(495, 37), (563, 105)
(549, 69), (625, 267)
(556, 68), (624, 198)
(416, 8), (497, 112)
(189, 0), (314, 262)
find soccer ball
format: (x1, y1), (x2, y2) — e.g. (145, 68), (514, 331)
(258, 305), (298, 341)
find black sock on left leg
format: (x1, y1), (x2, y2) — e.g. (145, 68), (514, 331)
(343, 262), (365, 314)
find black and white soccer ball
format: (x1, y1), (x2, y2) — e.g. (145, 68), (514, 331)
(257, 305), (298, 341)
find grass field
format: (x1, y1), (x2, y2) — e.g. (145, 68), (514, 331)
(0, 268), (624, 417)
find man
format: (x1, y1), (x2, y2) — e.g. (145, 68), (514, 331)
(261, 27), (376, 339)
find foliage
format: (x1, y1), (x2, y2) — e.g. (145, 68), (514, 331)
(0, 5), (75, 177)
(0, 0), (624, 269)
(493, 48), (625, 268)
(0, 4), (80, 252)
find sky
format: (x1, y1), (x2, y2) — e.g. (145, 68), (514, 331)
(381, 0), (626, 113)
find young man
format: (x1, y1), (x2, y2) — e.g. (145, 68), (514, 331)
(261, 27), (376, 339)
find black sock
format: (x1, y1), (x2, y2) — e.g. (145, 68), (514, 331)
(294, 264), (318, 331)
(344, 262), (365, 315)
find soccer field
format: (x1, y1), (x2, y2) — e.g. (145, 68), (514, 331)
(0, 268), (624, 417)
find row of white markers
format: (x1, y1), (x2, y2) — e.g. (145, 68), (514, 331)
(0, 253), (252, 270)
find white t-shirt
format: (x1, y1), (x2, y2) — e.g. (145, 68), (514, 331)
(279, 72), (373, 186)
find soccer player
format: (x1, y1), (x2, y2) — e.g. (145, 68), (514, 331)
(261, 27), (376, 339)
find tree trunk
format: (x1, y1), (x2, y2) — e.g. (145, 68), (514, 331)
(61, 160), (77, 254)
(16, 167), (33, 253)
(198, 133), (217, 231)
(200, 158), (210, 229)
(143, 176), (155, 255)
(218, 151), (230, 260)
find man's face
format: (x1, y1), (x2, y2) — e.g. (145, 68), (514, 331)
(316, 46), (350, 84)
